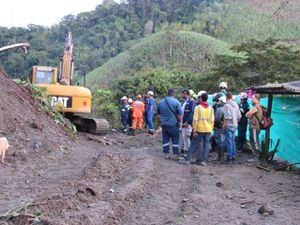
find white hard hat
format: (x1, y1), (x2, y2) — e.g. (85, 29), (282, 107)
(219, 82), (228, 89)
(121, 96), (128, 101)
(148, 91), (154, 96)
(239, 92), (248, 99)
(128, 98), (133, 103)
(219, 96), (227, 103)
(197, 90), (207, 97)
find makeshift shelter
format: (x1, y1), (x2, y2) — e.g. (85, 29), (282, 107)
(248, 81), (300, 164)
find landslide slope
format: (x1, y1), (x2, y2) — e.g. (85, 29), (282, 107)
(0, 72), (71, 163)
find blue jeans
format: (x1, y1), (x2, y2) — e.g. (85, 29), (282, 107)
(147, 112), (155, 131)
(187, 132), (211, 162)
(162, 125), (179, 154)
(215, 129), (226, 150)
(225, 128), (237, 159)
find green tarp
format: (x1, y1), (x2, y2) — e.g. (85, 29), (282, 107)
(261, 96), (300, 164)
(209, 95), (300, 164)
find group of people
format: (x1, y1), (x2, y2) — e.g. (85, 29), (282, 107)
(120, 91), (156, 136)
(120, 81), (264, 165)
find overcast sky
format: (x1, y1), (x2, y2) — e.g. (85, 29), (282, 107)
(0, 0), (104, 28)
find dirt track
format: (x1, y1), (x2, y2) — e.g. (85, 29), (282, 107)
(0, 132), (299, 225)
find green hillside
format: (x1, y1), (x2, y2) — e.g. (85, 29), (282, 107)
(1, 0), (299, 127)
(232, 0), (300, 22)
(0, 0), (212, 79)
(85, 30), (239, 88)
(1, 0), (300, 80)
(175, 2), (300, 44)
(85, 1), (300, 88)
(215, 3), (300, 43)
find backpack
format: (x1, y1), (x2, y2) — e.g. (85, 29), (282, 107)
(255, 106), (273, 130)
(214, 108), (224, 129)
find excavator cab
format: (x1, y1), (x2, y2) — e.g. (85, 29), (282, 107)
(31, 66), (58, 84)
(31, 66), (92, 113)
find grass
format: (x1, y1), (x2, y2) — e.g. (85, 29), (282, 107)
(190, 2), (300, 44)
(85, 30), (239, 88)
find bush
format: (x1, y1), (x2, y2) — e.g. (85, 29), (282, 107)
(112, 68), (200, 101)
(91, 88), (120, 128)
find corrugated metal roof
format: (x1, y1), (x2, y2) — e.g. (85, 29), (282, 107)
(248, 80), (300, 95)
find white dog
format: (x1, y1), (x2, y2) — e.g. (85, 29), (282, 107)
(0, 137), (10, 164)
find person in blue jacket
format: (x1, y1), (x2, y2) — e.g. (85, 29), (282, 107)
(157, 89), (183, 160)
(146, 91), (156, 134)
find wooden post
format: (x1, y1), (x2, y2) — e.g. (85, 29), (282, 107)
(264, 94), (273, 153)
(83, 71), (86, 87)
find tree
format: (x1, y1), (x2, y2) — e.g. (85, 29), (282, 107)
(203, 38), (300, 92)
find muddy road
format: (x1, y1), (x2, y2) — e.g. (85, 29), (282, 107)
(0, 133), (299, 225)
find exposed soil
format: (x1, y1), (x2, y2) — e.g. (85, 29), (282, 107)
(0, 132), (299, 225)
(0, 72), (299, 225)
(0, 72), (71, 162)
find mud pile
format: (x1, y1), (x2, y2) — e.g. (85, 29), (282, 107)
(0, 72), (71, 162)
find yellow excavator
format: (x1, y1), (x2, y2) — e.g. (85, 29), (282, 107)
(31, 32), (109, 134)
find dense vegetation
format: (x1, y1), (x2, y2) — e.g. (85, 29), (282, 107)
(1, 0), (300, 127)
(0, 0), (216, 79)
(85, 30), (239, 87)
(85, 1), (300, 89)
(186, 3), (300, 43)
(92, 38), (300, 125)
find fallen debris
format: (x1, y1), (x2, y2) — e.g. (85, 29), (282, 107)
(86, 187), (97, 196)
(216, 181), (224, 188)
(86, 134), (113, 145)
(256, 164), (271, 172)
(182, 198), (189, 203)
(258, 205), (267, 214)
(240, 199), (255, 205)
(258, 205), (274, 216)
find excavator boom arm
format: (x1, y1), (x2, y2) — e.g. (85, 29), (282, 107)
(0, 43), (30, 54)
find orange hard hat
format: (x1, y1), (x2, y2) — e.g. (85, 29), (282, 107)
(137, 94), (142, 99)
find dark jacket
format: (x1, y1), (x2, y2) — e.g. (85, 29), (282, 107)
(214, 105), (225, 129)
(182, 97), (196, 125)
(120, 103), (131, 121)
(239, 100), (250, 124)
(127, 104), (133, 126)
(213, 90), (227, 103)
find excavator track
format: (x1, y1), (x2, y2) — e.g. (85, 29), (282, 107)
(69, 115), (110, 135)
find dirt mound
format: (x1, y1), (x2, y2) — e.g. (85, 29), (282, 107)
(0, 72), (71, 163)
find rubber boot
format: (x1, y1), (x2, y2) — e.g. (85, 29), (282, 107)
(219, 147), (225, 162)
(131, 129), (135, 136)
(213, 146), (223, 162)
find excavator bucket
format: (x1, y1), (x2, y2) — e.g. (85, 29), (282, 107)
(69, 116), (110, 135)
